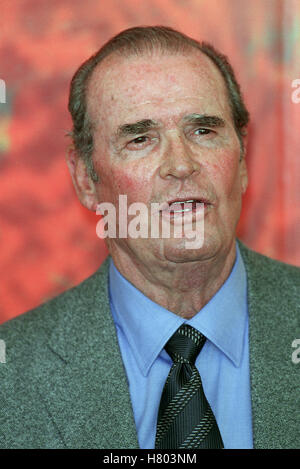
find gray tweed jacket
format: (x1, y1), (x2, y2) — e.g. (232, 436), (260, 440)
(0, 241), (299, 449)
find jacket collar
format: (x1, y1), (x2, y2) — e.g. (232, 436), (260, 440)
(38, 257), (139, 449)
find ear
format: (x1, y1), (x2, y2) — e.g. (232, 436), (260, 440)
(66, 146), (99, 211)
(238, 127), (248, 194)
(239, 157), (248, 195)
(239, 127), (248, 160)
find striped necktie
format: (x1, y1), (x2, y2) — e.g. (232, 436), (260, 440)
(155, 324), (224, 449)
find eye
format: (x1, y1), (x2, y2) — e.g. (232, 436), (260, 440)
(126, 134), (154, 151)
(194, 128), (212, 136)
(131, 136), (148, 144)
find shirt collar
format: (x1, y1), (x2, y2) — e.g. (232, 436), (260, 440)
(187, 245), (248, 367)
(108, 243), (247, 376)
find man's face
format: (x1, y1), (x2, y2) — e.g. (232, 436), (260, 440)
(85, 50), (248, 266)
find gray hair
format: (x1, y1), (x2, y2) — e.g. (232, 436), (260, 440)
(68, 26), (250, 181)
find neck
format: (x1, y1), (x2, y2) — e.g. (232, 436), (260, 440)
(109, 240), (237, 319)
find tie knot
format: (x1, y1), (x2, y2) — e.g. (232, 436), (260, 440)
(165, 324), (206, 365)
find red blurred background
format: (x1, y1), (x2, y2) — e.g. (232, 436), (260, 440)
(0, 0), (299, 324)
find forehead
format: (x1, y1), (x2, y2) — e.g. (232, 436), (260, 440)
(86, 50), (231, 130)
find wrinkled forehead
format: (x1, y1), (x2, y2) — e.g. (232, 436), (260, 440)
(86, 49), (231, 127)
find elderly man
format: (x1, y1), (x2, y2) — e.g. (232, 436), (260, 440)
(0, 26), (299, 450)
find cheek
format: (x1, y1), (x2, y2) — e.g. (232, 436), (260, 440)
(114, 172), (138, 195)
(208, 151), (241, 196)
(101, 164), (153, 203)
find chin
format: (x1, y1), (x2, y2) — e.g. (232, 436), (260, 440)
(161, 232), (233, 264)
(160, 238), (211, 263)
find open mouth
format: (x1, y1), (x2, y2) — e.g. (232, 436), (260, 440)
(165, 199), (210, 214)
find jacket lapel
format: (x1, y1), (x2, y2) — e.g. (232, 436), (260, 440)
(239, 242), (298, 449)
(36, 258), (139, 449)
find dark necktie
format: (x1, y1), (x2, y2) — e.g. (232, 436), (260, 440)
(155, 324), (224, 449)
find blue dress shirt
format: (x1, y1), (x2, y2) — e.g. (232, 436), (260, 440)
(108, 244), (253, 449)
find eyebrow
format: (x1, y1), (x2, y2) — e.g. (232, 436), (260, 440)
(182, 113), (226, 128)
(117, 119), (160, 137)
(116, 113), (226, 139)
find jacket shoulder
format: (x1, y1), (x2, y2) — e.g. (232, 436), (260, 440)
(0, 258), (110, 359)
(239, 240), (299, 329)
(238, 240), (300, 290)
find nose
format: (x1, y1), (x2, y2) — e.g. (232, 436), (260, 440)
(159, 134), (201, 180)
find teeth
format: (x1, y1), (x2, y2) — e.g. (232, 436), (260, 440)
(173, 208), (192, 212)
(170, 200), (196, 213)
(171, 200), (194, 205)
(167, 199), (207, 213)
